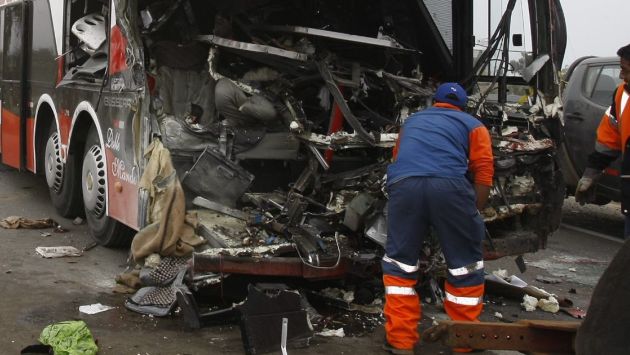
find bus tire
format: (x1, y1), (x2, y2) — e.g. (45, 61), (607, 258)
(82, 126), (133, 247)
(45, 125), (83, 218)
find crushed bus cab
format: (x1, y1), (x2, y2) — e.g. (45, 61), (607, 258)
(0, 0), (567, 297)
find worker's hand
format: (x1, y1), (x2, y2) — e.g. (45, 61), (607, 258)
(574, 168), (602, 205)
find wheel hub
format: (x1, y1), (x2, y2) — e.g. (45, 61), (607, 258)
(82, 145), (106, 217)
(44, 132), (63, 192)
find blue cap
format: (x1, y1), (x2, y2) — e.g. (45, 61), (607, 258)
(433, 82), (467, 108)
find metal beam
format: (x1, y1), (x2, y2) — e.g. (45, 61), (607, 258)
(424, 320), (578, 353)
(192, 254), (348, 280)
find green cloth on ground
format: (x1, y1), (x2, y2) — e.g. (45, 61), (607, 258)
(39, 320), (98, 355)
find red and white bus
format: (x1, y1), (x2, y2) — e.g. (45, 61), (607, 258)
(0, 0), (568, 263)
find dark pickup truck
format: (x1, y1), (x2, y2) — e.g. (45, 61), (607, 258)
(560, 56), (623, 204)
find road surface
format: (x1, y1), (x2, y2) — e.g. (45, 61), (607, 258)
(0, 166), (623, 354)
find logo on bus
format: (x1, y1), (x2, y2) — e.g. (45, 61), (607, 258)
(105, 128), (121, 152)
(112, 157), (139, 185)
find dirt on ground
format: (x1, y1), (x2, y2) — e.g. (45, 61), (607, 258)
(0, 166), (624, 354)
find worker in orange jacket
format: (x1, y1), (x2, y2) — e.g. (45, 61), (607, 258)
(576, 43), (630, 238)
(382, 82), (494, 354)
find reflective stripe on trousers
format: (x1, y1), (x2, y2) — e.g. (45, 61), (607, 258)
(386, 286), (417, 296)
(383, 255), (420, 274)
(443, 282), (485, 322)
(383, 275), (420, 350)
(449, 260), (484, 277)
(445, 291), (483, 306)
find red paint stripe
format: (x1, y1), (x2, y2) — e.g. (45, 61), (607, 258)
(56, 57), (64, 85)
(58, 108), (71, 147)
(604, 167), (620, 177)
(26, 118), (34, 172)
(1, 108), (21, 168)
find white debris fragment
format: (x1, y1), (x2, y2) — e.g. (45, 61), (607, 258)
(35, 246), (82, 258)
(342, 291), (355, 303)
(72, 217), (84, 225)
(494, 312), (503, 319)
(321, 287), (355, 303)
(317, 328), (345, 337)
(502, 126), (518, 136)
(144, 253), (161, 268)
(79, 303), (115, 315)
(569, 268), (577, 272)
(521, 295), (538, 312)
(537, 296), (560, 313)
(492, 269), (509, 279)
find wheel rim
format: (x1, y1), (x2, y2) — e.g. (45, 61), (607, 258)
(44, 132), (63, 192)
(82, 144), (106, 217)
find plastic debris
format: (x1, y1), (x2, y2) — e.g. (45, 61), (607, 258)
(321, 287), (355, 303)
(39, 320), (98, 355)
(79, 303), (115, 315)
(535, 275), (562, 284)
(144, 253), (161, 269)
(40, 232), (52, 237)
(492, 269), (509, 279)
(538, 296), (560, 313)
(54, 225), (68, 233)
(569, 268), (577, 272)
(560, 307), (587, 319)
(72, 217), (84, 225)
(494, 312), (503, 319)
(36, 246), (82, 258)
(521, 295), (538, 312)
(317, 328), (345, 337)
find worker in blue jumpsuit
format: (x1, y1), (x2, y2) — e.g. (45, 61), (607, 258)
(382, 82), (494, 354)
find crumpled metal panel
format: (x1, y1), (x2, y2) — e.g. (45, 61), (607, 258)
(197, 35), (308, 62)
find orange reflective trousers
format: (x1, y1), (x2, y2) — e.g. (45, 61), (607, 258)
(383, 275), (485, 350)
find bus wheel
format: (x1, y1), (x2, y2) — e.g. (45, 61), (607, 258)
(45, 126), (82, 217)
(82, 126), (133, 247)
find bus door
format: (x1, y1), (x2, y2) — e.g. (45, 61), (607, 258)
(1, 1), (30, 169)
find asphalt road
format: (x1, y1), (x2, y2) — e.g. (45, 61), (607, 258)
(0, 165), (624, 354)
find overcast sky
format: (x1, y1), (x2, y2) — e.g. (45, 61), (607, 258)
(561, 0), (628, 67)
(471, 1), (628, 68)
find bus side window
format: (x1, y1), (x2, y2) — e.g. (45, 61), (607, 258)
(61, 0), (108, 83)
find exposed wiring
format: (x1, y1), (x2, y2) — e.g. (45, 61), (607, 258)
(294, 232), (342, 270)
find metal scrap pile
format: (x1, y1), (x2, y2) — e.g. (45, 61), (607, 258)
(134, 0), (565, 291)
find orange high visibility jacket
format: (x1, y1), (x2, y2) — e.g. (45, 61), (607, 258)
(588, 83), (630, 212)
(592, 83), (630, 157)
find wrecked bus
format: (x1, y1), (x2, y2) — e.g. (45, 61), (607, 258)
(0, 0), (566, 285)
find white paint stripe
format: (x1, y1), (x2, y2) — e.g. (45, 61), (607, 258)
(445, 291), (482, 306)
(110, 1), (116, 28)
(621, 90), (629, 118)
(382, 255), (419, 273)
(448, 261), (484, 277)
(385, 286), (417, 296)
(49, 0), (64, 56)
(560, 223), (624, 245)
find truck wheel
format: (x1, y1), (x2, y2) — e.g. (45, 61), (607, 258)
(81, 126), (133, 247)
(45, 125), (82, 217)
